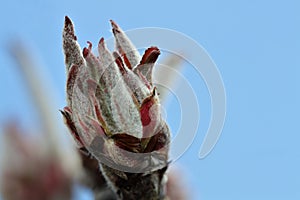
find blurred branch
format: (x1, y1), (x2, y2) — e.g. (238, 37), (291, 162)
(0, 122), (73, 200)
(7, 40), (82, 183)
(9, 41), (63, 155)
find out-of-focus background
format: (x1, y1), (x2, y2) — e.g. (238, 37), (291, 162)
(0, 1), (300, 199)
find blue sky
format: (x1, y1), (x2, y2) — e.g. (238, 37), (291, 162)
(1, 0), (300, 199)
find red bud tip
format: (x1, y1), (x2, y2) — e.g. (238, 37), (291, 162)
(82, 47), (89, 58)
(110, 20), (121, 34)
(140, 47), (160, 64)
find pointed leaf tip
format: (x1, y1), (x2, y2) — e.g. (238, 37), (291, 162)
(110, 20), (120, 34)
(65, 16), (72, 25)
(99, 37), (105, 44)
(98, 37), (106, 49)
(64, 16), (76, 40)
(110, 20), (140, 69)
(63, 16), (85, 71)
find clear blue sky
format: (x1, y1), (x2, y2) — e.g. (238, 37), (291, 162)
(1, 1), (300, 199)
